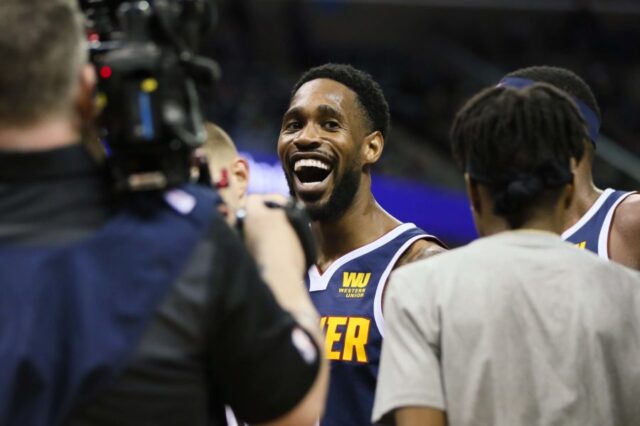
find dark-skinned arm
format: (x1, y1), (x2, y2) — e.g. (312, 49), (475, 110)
(395, 407), (446, 426)
(609, 193), (640, 271)
(383, 239), (447, 310)
(395, 239), (447, 269)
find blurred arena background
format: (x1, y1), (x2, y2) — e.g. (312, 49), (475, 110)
(199, 0), (640, 246)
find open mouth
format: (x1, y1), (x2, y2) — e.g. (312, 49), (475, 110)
(291, 158), (334, 199)
(294, 159), (332, 184)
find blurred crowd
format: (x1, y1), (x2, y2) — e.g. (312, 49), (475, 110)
(203, 1), (640, 189)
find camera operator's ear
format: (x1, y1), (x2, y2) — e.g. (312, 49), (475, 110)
(77, 64), (106, 161)
(77, 64), (97, 121)
(233, 157), (250, 200)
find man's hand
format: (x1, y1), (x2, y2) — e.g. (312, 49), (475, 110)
(238, 194), (328, 426)
(241, 194), (305, 275)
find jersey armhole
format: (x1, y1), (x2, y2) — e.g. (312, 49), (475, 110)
(598, 191), (637, 259)
(561, 188), (614, 240)
(373, 235), (433, 337)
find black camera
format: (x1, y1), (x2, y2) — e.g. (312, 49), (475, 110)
(82, 0), (220, 192)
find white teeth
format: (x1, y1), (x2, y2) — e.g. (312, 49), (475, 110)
(294, 159), (330, 172)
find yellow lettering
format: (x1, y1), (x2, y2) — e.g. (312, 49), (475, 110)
(324, 316), (348, 360)
(343, 317), (370, 362)
(320, 316), (371, 363)
(576, 241), (587, 249)
(342, 272), (371, 288)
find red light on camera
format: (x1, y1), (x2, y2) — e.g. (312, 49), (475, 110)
(99, 66), (113, 79)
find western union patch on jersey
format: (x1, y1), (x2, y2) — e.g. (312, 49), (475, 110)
(338, 272), (371, 299)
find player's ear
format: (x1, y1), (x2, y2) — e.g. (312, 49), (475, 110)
(232, 157), (250, 199)
(570, 156), (579, 173)
(465, 173), (482, 215)
(77, 63), (97, 121)
(362, 131), (384, 166)
(563, 173), (575, 211)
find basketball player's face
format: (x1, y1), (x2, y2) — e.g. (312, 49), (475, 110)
(278, 79), (367, 221)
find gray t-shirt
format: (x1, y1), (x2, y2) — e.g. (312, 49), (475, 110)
(373, 231), (640, 426)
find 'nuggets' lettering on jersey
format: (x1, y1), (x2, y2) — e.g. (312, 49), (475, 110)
(338, 272), (371, 299)
(307, 223), (436, 426)
(320, 316), (370, 363)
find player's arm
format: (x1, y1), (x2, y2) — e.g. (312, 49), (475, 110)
(395, 407), (446, 426)
(395, 239), (446, 269)
(609, 194), (640, 271)
(382, 239), (446, 310)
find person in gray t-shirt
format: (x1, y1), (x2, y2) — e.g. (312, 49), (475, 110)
(373, 83), (640, 426)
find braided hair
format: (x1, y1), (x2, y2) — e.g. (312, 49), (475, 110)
(450, 83), (587, 228)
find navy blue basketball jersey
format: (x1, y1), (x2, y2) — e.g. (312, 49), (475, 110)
(308, 223), (435, 426)
(562, 188), (636, 259)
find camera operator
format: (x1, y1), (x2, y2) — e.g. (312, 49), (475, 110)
(0, 1), (327, 425)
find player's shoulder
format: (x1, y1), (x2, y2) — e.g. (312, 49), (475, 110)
(393, 238), (477, 281)
(612, 192), (640, 232)
(609, 192), (640, 269)
(394, 234), (447, 270)
(386, 242), (480, 309)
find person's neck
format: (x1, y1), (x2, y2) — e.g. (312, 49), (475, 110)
(481, 205), (566, 237)
(564, 163), (602, 230)
(0, 115), (80, 152)
(312, 184), (401, 273)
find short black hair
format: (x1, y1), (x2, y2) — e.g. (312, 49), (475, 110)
(505, 66), (601, 122)
(291, 63), (391, 138)
(450, 83), (587, 228)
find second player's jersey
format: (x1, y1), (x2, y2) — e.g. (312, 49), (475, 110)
(308, 223), (436, 426)
(562, 188), (635, 259)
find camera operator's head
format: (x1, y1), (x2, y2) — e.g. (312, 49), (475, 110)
(198, 122), (250, 226)
(0, 0), (95, 151)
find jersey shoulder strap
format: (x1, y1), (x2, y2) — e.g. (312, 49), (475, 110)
(308, 223), (436, 291)
(562, 189), (635, 258)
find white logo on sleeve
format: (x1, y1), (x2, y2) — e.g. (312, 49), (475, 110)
(292, 327), (318, 364)
(164, 189), (196, 215)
